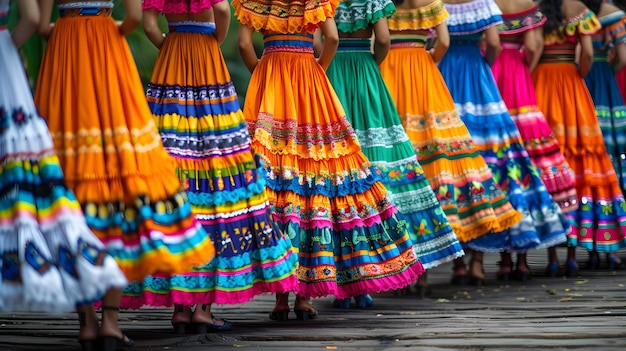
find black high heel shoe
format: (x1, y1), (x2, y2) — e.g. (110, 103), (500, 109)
(587, 251), (600, 270)
(77, 311), (97, 351)
(496, 261), (513, 282)
(171, 305), (191, 335)
(269, 310), (290, 322)
(294, 307), (318, 321)
(468, 258), (485, 287)
(450, 261), (468, 286)
(192, 306), (232, 332)
(99, 306), (134, 351)
(513, 269), (530, 284)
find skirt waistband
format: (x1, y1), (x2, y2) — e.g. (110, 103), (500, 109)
(337, 38), (372, 52)
(263, 33), (314, 54)
(539, 48), (575, 63)
(58, 1), (113, 16)
(168, 21), (216, 34)
(501, 42), (521, 50)
(390, 34), (427, 48)
(593, 51), (608, 62)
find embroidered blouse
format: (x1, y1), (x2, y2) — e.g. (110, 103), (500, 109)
(543, 8), (601, 46)
(387, 0), (448, 31)
(592, 10), (626, 51)
(444, 0), (502, 35)
(142, 0), (223, 13)
(335, 0), (396, 33)
(498, 5), (546, 36)
(233, 0), (339, 34)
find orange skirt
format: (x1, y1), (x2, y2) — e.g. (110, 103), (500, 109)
(533, 62), (626, 252)
(380, 44), (522, 242)
(34, 13), (214, 281)
(242, 33), (423, 299)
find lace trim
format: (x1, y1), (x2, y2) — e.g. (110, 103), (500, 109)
(233, 0), (339, 34)
(388, 0), (448, 31)
(444, 0), (503, 35)
(335, 0), (396, 33)
(57, 1), (113, 9)
(544, 9), (601, 46)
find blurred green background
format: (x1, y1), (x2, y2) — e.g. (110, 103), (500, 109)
(8, 0), (263, 107)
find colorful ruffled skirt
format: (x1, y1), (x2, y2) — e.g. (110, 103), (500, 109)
(616, 66), (626, 105)
(439, 43), (569, 252)
(0, 19), (127, 312)
(326, 38), (463, 269)
(584, 55), (626, 196)
(34, 6), (215, 282)
(492, 44), (578, 213)
(379, 35), (522, 243)
(533, 52), (626, 252)
(121, 22), (298, 308)
(244, 33), (424, 299)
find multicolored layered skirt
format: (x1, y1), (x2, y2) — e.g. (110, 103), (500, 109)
(440, 43), (569, 252)
(0, 12), (127, 312)
(326, 38), (463, 269)
(533, 49), (626, 252)
(584, 54), (626, 197)
(379, 34), (522, 243)
(492, 44), (578, 214)
(244, 33), (424, 299)
(34, 4), (215, 282)
(121, 22), (298, 308)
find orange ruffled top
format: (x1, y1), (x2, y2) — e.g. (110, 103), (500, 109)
(232, 0), (339, 34)
(544, 8), (601, 46)
(387, 0), (448, 31)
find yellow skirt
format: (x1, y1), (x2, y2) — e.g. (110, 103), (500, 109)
(34, 13), (214, 282)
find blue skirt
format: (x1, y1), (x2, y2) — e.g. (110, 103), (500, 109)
(438, 44), (569, 252)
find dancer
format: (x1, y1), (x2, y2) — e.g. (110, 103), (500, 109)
(35, 0), (215, 348)
(491, 0), (578, 278)
(581, 0), (626, 269)
(1, 1), (127, 350)
(379, 0), (522, 286)
(534, 0), (626, 276)
(235, 0), (424, 320)
(121, 0), (299, 332)
(324, 0), (464, 302)
(438, 0), (570, 284)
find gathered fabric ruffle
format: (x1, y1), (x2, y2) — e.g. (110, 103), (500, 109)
(34, 14), (214, 282)
(242, 34), (424, 298)
(534, 62), (626, 252)
(233, 0), (338, 34)
(380, 43), (522, 243)
(327, 42), (463, 269)
(122, 26), (299, 307)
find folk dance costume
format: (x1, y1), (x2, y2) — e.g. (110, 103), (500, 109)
(584, 10), (626, 203)
(0, 0), (126, 312)
(122, 0), (298, 308)
(533, 7), (626, 252)
(35, 1), (215, 283)
(439, 0), (569, 252)
(379, 0), (523, 244)
(492, 5), (579, 215)
(234, 0), (424, 299)
(327, 0), (463, 270)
